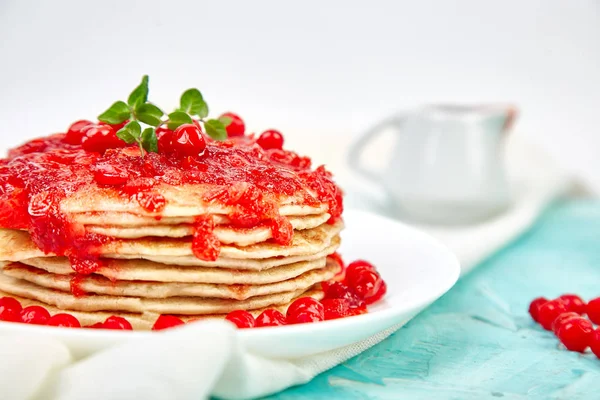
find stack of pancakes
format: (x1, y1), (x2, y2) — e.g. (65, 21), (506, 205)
(0, 186), (343, 329)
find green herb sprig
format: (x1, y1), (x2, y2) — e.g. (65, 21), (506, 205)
(98, 76), (230, 156)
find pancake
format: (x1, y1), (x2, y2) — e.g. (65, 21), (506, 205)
(60, 183), (329, 218)
(0, 286), (325, 330)
(19, 257), (329, 284)
(109, 237), (340, 270)
(86, 212), (331, 243)
(0, 272), (319, 315)
(1, 258), (340, 300)
(0, 221), (343, 263)
(72, 211), (327, 228)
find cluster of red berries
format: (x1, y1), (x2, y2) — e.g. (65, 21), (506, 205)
(0, 296), (187, 330)
(65, 120), (128, 153)
(224, 259), (387, 329)
(529, 294), (600, 356)
(0, 297), (81, 328)
(0, 258), (386, 331)
(67, 113), (286, 188)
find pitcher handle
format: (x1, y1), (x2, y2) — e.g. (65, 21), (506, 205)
(348, 114), (406, 185)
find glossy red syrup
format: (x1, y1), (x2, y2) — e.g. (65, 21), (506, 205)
(0, 125), (343, 290)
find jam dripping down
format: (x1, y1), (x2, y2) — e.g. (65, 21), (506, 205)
(0, 132), (344, 294)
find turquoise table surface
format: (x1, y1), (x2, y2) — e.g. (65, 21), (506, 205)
(267, 200), (600, 400)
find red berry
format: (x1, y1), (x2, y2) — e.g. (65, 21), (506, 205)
(20, 305), (51, 325)
(81, 124), (126, 153)
(171, 124), (206, 157)
(286, 297), (324, 324)
(255, 309), (286, 327)
(92, 164), (129, 186)
(65, 120), (93, 144)
(220, 112), (245, 137)
(323, 281), (365, 308)
(537, 299), (568, 330)
(102, 316), (133, 330)
(322, 298), (354, 320)
(557, 317), (593, 352)
(156, 127), (175, 153)
(0, 297), (22, 322)
(586, 297), (600, 325)
(551, 312), (580, 334)
(558, 294), (586, 315)
(152, 315), (185, 330)
(528, 297), (549, 323)
(47, 313), (81, 328)
(257, 130), (284, 150)
(225, 310), (255, 329)
(366, 280), (387, 305)
(347, 260), (376, 275)
(590, 329), (600, 358)
(101, 120), (129, 132)
(86, 322), (105, 329)
(348, 269), (382, 300)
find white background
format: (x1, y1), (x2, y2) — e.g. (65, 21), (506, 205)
(1, 0), (599, 190)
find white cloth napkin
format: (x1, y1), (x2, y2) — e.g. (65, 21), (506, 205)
(0, 136), (574, 400)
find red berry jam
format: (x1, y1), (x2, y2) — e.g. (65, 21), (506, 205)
(556, 317), (593, 352)
(225, 310), (256, 329)
(0, 122), (343, 278)
(528, 297), (549, 323)
(537, 300), (568, 330)
(0, 297), (22, 322)
(20, 305), (51, 325)
(557, 294), (586, 315)
(322, 298), (366, 320)
(286, 297), (324, 324)
(171, 124), (206, 156)
(255, 309), (287, 327)
(220, 112), (245, 137)
(586, 297), (600, 325)
(257, 130), (284, 150)
(152, 315), (185, 330)
(322, 281), (365, 308)
(590, 329), (600, 358)
(47, 313), (81, 328)
(92, 164), (129, 186)
(102, 316), (133, 330)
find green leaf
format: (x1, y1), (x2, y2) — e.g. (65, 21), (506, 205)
(218, 116), (232, 127)
(204, 119), (227, 141)
(128, 75), (149, 109)
(116, 120), (142, 144)
(136, 103), (164, 127)
(179, 88), (208, 119)
(167, 111), (193, 130)
(98, 101), (131, 124)
(141, 127), (158, 153)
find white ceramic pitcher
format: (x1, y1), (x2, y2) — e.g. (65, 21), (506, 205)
(348, 105), (517, 224)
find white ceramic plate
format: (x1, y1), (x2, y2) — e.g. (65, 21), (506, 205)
(0, 209), (460, 359)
